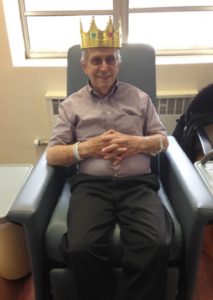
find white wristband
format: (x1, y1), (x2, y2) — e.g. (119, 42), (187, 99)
(73, 142), (82, 161)
(151, 136), (164, 156)
(159, 136), (164, 152)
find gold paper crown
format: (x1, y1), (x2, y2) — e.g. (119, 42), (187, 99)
(80, 16), (122, 49)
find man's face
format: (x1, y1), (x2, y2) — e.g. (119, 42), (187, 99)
(81, 48), (121, 96)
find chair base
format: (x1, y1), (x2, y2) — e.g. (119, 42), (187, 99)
(50, 268), (79, 300)
(50, 267), (180, 300)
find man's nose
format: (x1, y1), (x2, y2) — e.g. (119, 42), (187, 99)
(99, 60), (108, 69)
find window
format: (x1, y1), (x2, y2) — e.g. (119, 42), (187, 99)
(3, 0), (213, 66)
(20, 0), (114, 58)
(128, 0), (213, 55)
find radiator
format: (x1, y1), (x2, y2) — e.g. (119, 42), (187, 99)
(45, 90), (196, 135)
(157, 91), (196, 134)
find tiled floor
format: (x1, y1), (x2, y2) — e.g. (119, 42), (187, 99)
(0, 273), (35, 300)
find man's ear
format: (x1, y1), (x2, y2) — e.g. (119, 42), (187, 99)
(81, 62), (88, 75)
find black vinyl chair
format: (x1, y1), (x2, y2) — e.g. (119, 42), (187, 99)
(8, 44), (213, 300)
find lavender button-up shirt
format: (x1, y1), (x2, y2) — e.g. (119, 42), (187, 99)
(48, 81), (167, 177)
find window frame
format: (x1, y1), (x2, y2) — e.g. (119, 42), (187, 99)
(19, 0), (120, 59)
(3, 0), (213, 66)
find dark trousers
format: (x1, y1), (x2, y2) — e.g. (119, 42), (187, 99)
(66, 174), (172, 300)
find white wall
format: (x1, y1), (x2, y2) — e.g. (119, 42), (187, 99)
(0, 0), (213, 164)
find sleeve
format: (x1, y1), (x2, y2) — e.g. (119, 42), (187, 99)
(143, 96), (167, 136)
(47, 101), (75, 147)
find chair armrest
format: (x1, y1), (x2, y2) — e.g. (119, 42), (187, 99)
(160, 136), (213, 221)
(200, 149), (213, 165)
(8, 151), (68, 300)
(158, 136), (213, 299)
(196, 127), (212, 156)
(9, 152), (67, 223)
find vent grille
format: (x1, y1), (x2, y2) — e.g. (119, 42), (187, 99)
(45, 91), (66, 133)
(156, 96), (193, 115)
(48, 96), (194, 117)
(156, 94), (196, 134)
(51, 99), (65, 115)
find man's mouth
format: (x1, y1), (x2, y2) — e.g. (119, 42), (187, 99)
(97, 74), (111, 80)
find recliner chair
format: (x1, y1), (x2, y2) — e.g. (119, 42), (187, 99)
(8, 44), (213, 300)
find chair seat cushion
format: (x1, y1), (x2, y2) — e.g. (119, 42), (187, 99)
(45, 178), (182, 265)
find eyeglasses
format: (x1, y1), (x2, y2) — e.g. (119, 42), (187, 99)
(89, 55), (117, 66)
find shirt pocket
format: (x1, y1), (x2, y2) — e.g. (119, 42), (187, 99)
(115, 115), (143, 135)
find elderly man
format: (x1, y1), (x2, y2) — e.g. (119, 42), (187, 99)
(46, 17), (172, 300)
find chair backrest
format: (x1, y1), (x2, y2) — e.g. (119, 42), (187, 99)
(67, 43), (156, 105)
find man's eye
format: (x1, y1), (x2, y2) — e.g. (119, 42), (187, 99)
(106, 56), (116, 65)
(90, 56), (116, 65)
(90, 58), (102, 65)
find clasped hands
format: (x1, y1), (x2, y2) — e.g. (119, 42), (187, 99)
(87, 129), (141, 166)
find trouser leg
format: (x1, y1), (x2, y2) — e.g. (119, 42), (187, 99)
(66, 176), (116, 300)
(113, 175), (172, 300)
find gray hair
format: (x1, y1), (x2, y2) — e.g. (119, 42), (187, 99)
(81, 49), (122, 64)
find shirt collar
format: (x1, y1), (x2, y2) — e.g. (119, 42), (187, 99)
(87, 80), (118, 98)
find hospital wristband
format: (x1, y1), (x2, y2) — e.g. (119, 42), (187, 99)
(151, 136), (164, 156)
(73, 142), (82, 161)
(159, 136), (164, 152)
